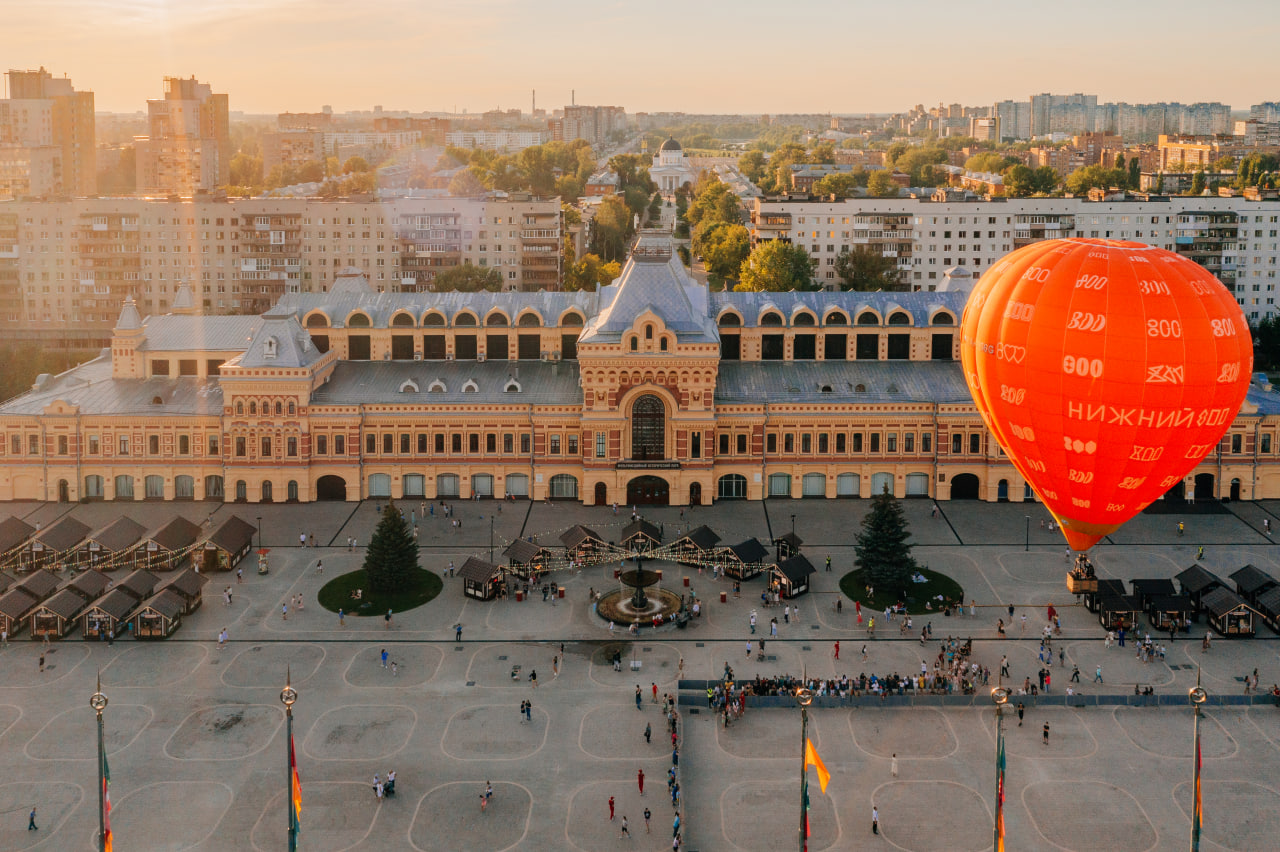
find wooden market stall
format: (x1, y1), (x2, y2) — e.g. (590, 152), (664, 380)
(0, 588), (38, 637)
(132, 588), (187, 639)
(1146, 594), (1196, 632)
(719, 539), (770, 581)
(0, 572), (12, 595)
(773, 531), (803, 561)
(1201, 587), (1259, 637)
(161, 567), (208, 614)
(74, 516), (146, 572)
(15, 568), (61, 602)
(82, 589), (144, 640)
(29, 588), (93, 640)
(503, 538), (551, 581)
(771, 554), (816, 599)
(0, 516), (35, 566)
(17, 517), (89, 572)
(114, 569), (160, 603)
(673, 525), (721, 568)
(132, 517), (202, 571)
(1229, 564), (1278, 607)
(458, 556), (503, 601)
(1085, 579), (1127, 614)
(1097, 594), (1142, 632)
(1130, 579), (1177, 610)
(63, 567), (112, 602)
(1175, 564), (1225, 613)
(1253, 586), (1280, 633)
(622, 519), (663, 553)
(560, 525), (604, 560)
(194, 516), (256, 572)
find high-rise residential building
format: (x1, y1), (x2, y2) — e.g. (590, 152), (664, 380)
(135, 77), (230, 196)
(0, 67), (95, 198)
(549, 105), (626, 147)
(1251, 103), (1280, 124)
(993, 100), (1031, 141)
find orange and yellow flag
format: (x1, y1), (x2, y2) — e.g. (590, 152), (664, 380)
(804, 739), (830, 793)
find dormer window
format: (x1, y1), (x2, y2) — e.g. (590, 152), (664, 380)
(263, 336), (278, 359)
(151, 396), (163, 405)
(399, 379), (420, 393)
(504, 378), (522, 393)
(462, 380), (479, 393)
(645, 325), (653, 340)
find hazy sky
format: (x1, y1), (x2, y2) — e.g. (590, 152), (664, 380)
(5, 0), (1277, 114)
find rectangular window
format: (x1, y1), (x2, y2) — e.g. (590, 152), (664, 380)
(1231, 434), (1243, 453)
(801, 434), (811, 454)
(178, 435), (190, 455)
(209, 435), (220, 456)
(435, 434), (445, 453)
(418, 434), (428, 453)
(287, 437), (298, 457)
(904, 433), (915, 453)
(969, 434), (981, 454)
(784, 433), (795, 453)
(261, 437), (272, 457)
(852, 433), (863, 452)
(317, 435), (328, 455)
(836, 434), (846, 453)
(506, 434), (516, 454)
(521, 434), (531, 454)
(767, 434), (778, 454)
(469, 434), (480, 453)
(451, 434), (462, 453)
(1263, 434), (1273, 454)
(568, 435), (579, 455)
(366, 434), (376, 454)
(870, 433), (881, 453)
(400, 434), (410, 454)
(887, 433), (897, 453)
(595, 432), (606, 458)
(691, 432), (701, 459)
(334, 434), (344, 455)
(550, 435), (561, 454)
(952, 434), (963, 454)
(88, 435), (100, 455)
(719, 433), (730, 455)
(818, 434), (829, 454)
(235, 437), (246, 457)
(119, 435), (129, 455)
(57, 435), (68, 455)
(737, 434), (747, 454)
(383, 434), (393, 454)
(922, 433), (931, 453)
(486, 434), (497, 453)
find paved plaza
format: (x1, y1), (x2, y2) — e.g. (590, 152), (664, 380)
(2, 496), (1280, 850)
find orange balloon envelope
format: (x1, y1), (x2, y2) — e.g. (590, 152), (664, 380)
(961, 238), (1252, 551)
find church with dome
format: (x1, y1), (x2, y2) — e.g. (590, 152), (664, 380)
(649, 137), (697, 193)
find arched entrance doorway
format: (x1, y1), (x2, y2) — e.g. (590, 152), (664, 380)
(1194, 473), (1215, 502)
(316, 475), (347, 501)
(594, 482), (608, 506)
(689, 482), (702, 506)
(57, 479), (69, 503)
(1164, 480), (1186, 502)
(627, 475), (669, 505)
(630, 395), (666, 460)
(950, 473), (980, 500)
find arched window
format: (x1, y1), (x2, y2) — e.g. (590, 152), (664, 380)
(560, 312), (584, 327)
(761, 312), (783, 326)
(151, 395), (163, 405)
(305, 313), (330, 328)
(660, 338), (668, 351)
(234, 480), (247, 501)
(630, 338), (637, 351)
(518, 313), (542, 327)
(205, 475), (224, 499)
(454, 313), (477, 326)
(857, 311), (880, 325)
(288, 401), (296, 415)
(287, 480), (299, 502)
(645, 324), (653, 339)
(236, 401), (244, 415)
(824, 311), (848, 325)
(84, 475), (104, 499)
(175, 475), (195, 499)
(793, 312), (816, 326)
(423, 312), (446, 327)
(718, 474), (748, 499)
(486, 313), (509, 327)
(888, 311), (911, 325)
(249, 401), (257, 415)
(718, 313), (741, 327)
(631, 395), (666, 461)
(931, 311), (955, 326)
(274, 401), (282, 415)
(392, 312), (415, 327)
(261, 480), (274, 502)
(549, 474), (578, 499)
(347, 312), (371, 327)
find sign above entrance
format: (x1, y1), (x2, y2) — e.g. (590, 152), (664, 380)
(617, 461), (681, 470)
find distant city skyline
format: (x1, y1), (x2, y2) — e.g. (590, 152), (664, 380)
(5, 0), (1279, 114)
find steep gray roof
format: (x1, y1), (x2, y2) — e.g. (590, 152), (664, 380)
(88, 588), (143, 621)
(310, 360), (581, 406)
(581, 234), (717, 344)
(144, 517), (202, 553)
(714, 361), (973, 405)
(84, 517), (146, 553)
(0, 517), (35, 552)
(115, 297), (142, 330)
(31, 517), (90, 554)
(65, 569), (111, 600)
(138, 587), (186, 620)
(116, 569), (161, 601)
(0, 588), (37, 620)
(0, 356), (223, 416)
(171, 281), (195, 311)
(233, 308), (325, 369)
(137, 315), (263, 352)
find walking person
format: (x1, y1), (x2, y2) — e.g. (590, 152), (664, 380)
(644, 807), (651, 833)
(636, 685), (643, 709)
(1094, 665), (1104, 683)
(338, 609), (345, 628)
(609, 795), (615, 821)
(833, 640), (840, 661)
(620, 815), (631, 838)
(644, 722), (652, 744)
(1043, 721), (1050, 745)
(384, 609), (393, 629)
(891, 753), (899, 777)
(652, 682), (659, 703)
(217, 629), (227, 651)
(28, 806), (37, 831)
(872, 805), (879, 835)
(381, 648), (388, 669)
(1016, 702), (1025, 727)
(638, 768), (645, 796)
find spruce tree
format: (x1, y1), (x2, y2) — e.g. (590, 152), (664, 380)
(363, 501), (419, 594)
(854, 485), (918, 596)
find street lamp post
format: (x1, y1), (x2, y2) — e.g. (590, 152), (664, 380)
(1190, 677), (1208, 852)
(281, 668), (299, 852)
(791, 514), (796, 539)
(90, 672), (109, 852)
(489, 515), (495, 563)
(256, 516), (263, 551)
(795, 682), (814, 852)
(992, 686), (1010, 852)
(1025, 515), (1030, 552)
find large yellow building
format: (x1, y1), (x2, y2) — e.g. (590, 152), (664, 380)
(1, 232), (1277, 506)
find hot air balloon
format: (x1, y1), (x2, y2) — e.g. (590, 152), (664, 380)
(960, 238), (1252, 552)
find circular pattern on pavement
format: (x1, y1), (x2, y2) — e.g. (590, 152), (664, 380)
(220, 642), (324, 687)
(0, 781), (81, 851)
(411, 782), (530, 851)
(875, 781), (989, 851)
(252, 782), (378, 852)
(103, 643), (207, 687)
(344, 644), (443, 688)
(1114, 708), (1235, 758)
(716, 706), (820, 759)
(164, 704), (283, 760)
(302, 704), (417, 761)
(578, 703), (670, 760)
(442, 705), (546, 760)
(849, 707), (956, 759)
(984, 707), (1096, 758)
(26, 703), (152, 759)
(1173, 780), (1280, 851)
(108, 781), (232, 851)
(1024, 781), (1157, 851)
(721, 780), (839, 850)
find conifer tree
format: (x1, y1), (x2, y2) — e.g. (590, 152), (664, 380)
(363, 501), (419, 594)
(854, 485), (918, 594)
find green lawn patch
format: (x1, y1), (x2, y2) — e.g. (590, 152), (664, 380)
(839, 567), (964, 615)
(317, 568), (442, 616)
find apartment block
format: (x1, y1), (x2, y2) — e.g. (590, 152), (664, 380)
(261, 131), (326, 174)
(135, 77), (230, 196)
(748, 195), (1280, 320)
(0, 193), (562, 342)
(0, 67), (95, 198)
(548, 105), (626, 147)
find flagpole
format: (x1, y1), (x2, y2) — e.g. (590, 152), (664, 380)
(1190, 673), (1208, 852)
(795, 680), (814, 852)
(992, 686), (1010, 852)
(281, 667), (298, 852)
(90, 671), (109, 852)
